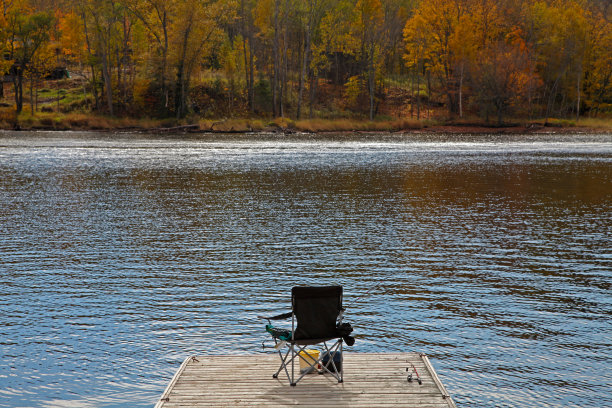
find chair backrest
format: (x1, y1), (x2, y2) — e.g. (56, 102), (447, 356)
(292, 286), (343, 340)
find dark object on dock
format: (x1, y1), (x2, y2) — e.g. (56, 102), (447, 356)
(322, 351), (342, 373)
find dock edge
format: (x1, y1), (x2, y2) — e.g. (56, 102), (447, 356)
(154, 355), (193, 408)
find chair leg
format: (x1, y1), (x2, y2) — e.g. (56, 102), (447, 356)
(274, 347), (292, 380)
(272, 343), (308, 385)
(274, 340), (344, 386)
(290, 343), (296, 386)
(320, 340), (343, 383)
(292, 344), (323, 385)
(339, 340), (344, 383)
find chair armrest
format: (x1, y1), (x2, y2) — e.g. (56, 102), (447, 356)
(258, 312), (292, 320)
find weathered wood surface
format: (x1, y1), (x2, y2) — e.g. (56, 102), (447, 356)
(155, 353), (457, 408)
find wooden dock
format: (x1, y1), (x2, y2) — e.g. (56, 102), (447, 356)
(155, 353), (457, 407)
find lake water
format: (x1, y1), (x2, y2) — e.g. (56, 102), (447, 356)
(0, 131), (610, 408)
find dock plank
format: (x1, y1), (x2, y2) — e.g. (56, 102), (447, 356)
(155, 353), (456, 408)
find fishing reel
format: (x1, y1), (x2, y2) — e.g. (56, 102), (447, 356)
(407, 364), (422, 385)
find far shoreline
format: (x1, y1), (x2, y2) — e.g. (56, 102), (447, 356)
(2, 115), (611, 136)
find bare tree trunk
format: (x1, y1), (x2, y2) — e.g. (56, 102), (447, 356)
(281, 21), (288, 118)
(13, 69), (24, 114)
(175, 18), (193, 119)
(427, 70), (431, 119)
(545, 76), (561, 124)
(116, 48), (122, 108)
(416, 65), (421, 120)
(162, 14), (169, 110)
(101, 50), (114, 116)
(240, 0), (253, 112)
(335, 53), (339, 85)
(122, 11), (131, 108)
(410, 63), (414, 118)
(249, 40), (254, 111)
(18, 77), (23, 114)
(242, 35), (251, 110)
(30, 74), (34, 114)
(91, 9), (114, 116)
(272, 0), (280, 116)
(309, 76), (316, 118)
(459, 62), (464, 118)
(81, 14), (99, 110)
(368, 46), (375, 120)
(90, 65), (99, 110)
(527, 50), (535, 120)
(175, 61), (185, 118)
(576, 71), (581, 121)
(297, 28), (310, 120)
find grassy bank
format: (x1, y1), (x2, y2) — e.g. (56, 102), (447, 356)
(2, 111), (165, 131)
(2, 109), (612, 134)
(2, 110), (431, 133)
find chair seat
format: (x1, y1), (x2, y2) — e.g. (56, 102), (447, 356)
(292, 336), (338, 346)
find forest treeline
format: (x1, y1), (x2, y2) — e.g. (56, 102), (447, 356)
(2, 0), (611, 124)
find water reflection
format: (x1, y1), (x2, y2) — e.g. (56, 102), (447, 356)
(0, 132), (611, 408)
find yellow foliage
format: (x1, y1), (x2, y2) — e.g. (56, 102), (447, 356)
(1, 0), (609, 122)
(344, 75), (364, 106)
(59, 12), (87, 58)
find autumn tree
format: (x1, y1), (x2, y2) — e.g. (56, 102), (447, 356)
(25, 33), (54, 113)
(581, 2), (611, 116)
(172, 0), (231, 118)
(524, 0), (590, 120)
(294, 0), (328, 119)
(238, 0), (257, 112)
(5, 5), (54, 113)
(403, 5), (431, 119)
(79, 0), (123, 115)
(124, 0), (174, 115)
(472, 39), (536, 124)
(380, 0), (411, 76)
(0, 0), (16, 99)
(403, 0), (466, 116)
(314, 0), (358, 85)
(255, 0), (292, 117)
(355, 0), (384, 119)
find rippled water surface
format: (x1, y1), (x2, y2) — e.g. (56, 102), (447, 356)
(1, 131), (611, 408)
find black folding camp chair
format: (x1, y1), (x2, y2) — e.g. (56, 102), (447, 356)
(261, 286), (354, 386)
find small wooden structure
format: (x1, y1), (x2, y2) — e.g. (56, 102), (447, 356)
(155, 353), (457, 407)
